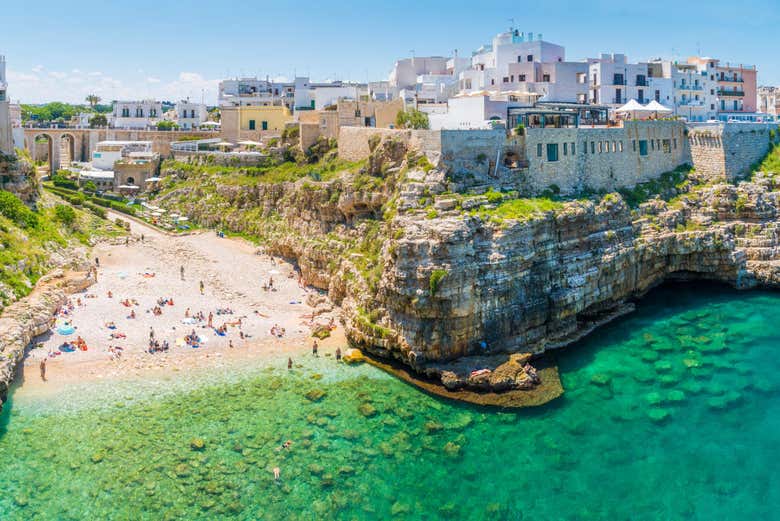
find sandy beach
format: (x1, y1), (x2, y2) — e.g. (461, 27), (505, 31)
(13, 213), (345, 402)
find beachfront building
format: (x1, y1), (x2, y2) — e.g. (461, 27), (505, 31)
(456, 30), (589, 104)
(112, 100), (163, 129)
(219, 105), (293, 142)
(175, 100), (208, 130)
(0, 55), (13, 155)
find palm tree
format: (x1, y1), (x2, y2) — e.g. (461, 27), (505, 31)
(85, 94), (101, 108)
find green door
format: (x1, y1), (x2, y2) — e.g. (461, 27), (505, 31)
(262, 121), (268, 131)
(248, 119), (256, 130)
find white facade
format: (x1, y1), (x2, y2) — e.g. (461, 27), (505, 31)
(428, 96), (510, 130)
(0, 55), (13, 155)
(313, 86), (358, 110)
(175, 101), (208, 129)
(219, 77), (293, 109)
(390, 57), (449, 90)
(588, 54), (652, 108)
(456, 30), (587, 104)
(92, 141), (152, 170)
(112, 100), (163, 129)
(758, 86), (779, 116)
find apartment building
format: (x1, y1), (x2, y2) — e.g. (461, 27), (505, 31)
(175, 100), (208, 130)
(457, 30), (589, 104)
(219, 77), (294, 109)
(390, 56), (469, 105)
(588, 54), (652, 109)
(112, 100), (163, 129)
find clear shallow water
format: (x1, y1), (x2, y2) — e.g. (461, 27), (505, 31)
(0, 283), (778, 520)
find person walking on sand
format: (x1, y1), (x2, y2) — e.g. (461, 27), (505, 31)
(149, 327), (155, 341)
(336, 347), (342, 361)
(287, 357), (293, 370)
(199, 281), (204, 295)
(141, 233), (145, 243)
(208, 312), (213, 328)
(312, 340), (318, 357)
(40, 358), (47, 381)
(95, 257), (100, 267)
(180, 265), (185, 280)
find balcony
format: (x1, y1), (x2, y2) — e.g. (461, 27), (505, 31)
(718, 90), (745, 97)
(678, 100), (705, 107)
(678, 85), (704, 91)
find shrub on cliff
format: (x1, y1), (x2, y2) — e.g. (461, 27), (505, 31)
(429, 269), (448, 297)
(0, 190), (39, 228)
(54, 204), (77, 226)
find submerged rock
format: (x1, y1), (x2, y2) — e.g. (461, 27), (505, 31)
(304, 389), (327, 402)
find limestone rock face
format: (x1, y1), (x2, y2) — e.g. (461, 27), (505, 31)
(156, 145), (780, 393)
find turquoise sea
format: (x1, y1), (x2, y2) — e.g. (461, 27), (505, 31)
(0, 282), (778, 520)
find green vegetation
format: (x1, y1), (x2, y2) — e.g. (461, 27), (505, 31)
(753, 144), (780, 175)
(472, 196), (564, 223)
(89, 114), (108, 128)
(51, 171), (79, 190)
(156, 121), (180, 131)
(21, 102), (111, 123)
(0, 190), (121, 304)
(396, 109), (429, 130)
(617, 164), (691, 208)
(43, 184), (134, 218)
(429, 269), (448, 297)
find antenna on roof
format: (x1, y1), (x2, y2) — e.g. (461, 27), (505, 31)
(508, 18), (515, 31)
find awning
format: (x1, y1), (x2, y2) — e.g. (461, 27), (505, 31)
(645, 100), (673, 113)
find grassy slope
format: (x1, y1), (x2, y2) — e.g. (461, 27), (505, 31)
(0, 190), (123, 306)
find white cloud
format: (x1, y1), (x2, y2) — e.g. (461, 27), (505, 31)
(4, 66), (220, 104)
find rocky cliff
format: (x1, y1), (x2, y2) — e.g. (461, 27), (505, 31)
(155, 140), (780, 396)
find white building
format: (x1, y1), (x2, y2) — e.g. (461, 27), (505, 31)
(428, 95), (511, 130)
(0, 55), (13, 155)
(175, 100), (208, 129)
(91, 141), (153, 170)
(112, 100), (163, 129)
(588, 54), (652, 109)
(457, 30), (588, 104)
(219, 77), (294, 109)
(758, 86), (779, 116)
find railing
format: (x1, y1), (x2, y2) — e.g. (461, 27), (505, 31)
(678, 85), (704, 91)
(718, 77), (744, 83)
(718, 90), (745, 97)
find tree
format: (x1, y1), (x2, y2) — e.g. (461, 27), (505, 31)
(396, 109), (429, 130)
(85, 94), (101, 108)
(89, 114), (108, 128)
(156, 120), (179, 131)
(83, 181), (98, 192)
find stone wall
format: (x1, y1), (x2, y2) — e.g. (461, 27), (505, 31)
(337, 127), (441, 162)
(689, 123), (775, 181)
(525, 121), (690, 195)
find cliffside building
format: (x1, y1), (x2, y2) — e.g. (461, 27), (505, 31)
(0, 55), (13, 155)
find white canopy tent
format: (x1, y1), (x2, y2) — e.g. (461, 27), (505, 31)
(615, 99), (655, 119)
(645, 100), (673, 116)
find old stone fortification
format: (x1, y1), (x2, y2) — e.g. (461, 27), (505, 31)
(0, 151), (37, 202)
(524, 121), (689, 194)
(338, 122), (777, 197)
(689, 123), (775, 181)
(0, 270), (94, 409)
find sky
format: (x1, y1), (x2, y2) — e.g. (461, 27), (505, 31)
(2, 0), (778, 105)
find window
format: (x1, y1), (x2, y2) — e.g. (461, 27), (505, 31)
(632, 140), (637, 152)
(517, 56), (522, 63)
(542, 74), (551, 82)
(262, 121), (268, 131)
(546, 143), (559, 162)
(571, 143), (576, 155)
(673, 138), (677, 149)
(150, 109), (157, 117)
(598, 141), (603, 153)
(657, 139), (661, 150)
(518, 74), (526, 82)
(662, 139), (671, 153)
(619, 141), (624, 152)
(355, 109), (361, 118)
(591, 141), (595, 154)
(503, 77), (510, 83)
(121, 108), (130, 117)
(636, 74), (647, 86)
(511, 75), (514, 82)
(491, 79), (495, 85)
(612, 141), (617, 152)
(638, 89), (644, 103)
(563, 142), (568, 156)
(639, 140), (648, 156)
(651, 140), (655, 151)
(248, 119), (256, 130)
(136, 108), (143, 117)
(537, 143), (543, 157)
(655, 90), (660, 102)
(527, 55), (533, 62)
(613, 73), (624, 85)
